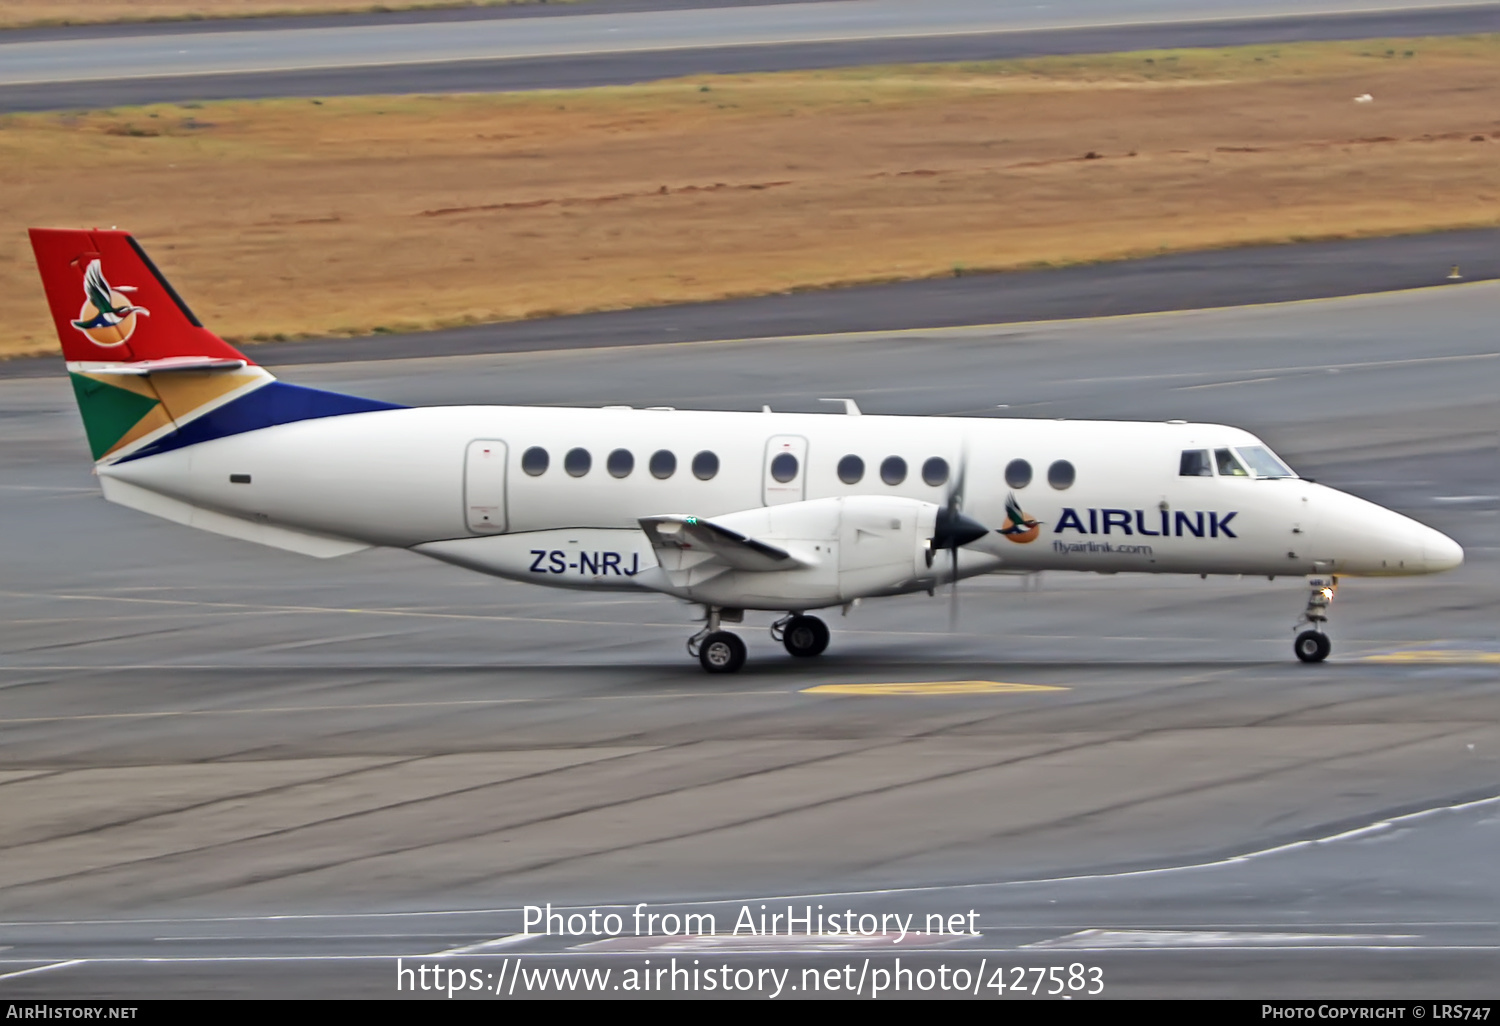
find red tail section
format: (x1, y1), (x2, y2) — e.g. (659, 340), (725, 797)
(29, 228), (251, 366)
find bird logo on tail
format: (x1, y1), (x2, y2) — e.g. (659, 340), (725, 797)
(71, 260), (149, 347)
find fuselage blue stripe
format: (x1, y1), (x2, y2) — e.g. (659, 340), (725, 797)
(117, 381), (404, 463)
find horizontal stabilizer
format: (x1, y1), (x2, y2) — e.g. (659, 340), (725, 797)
(73, 357), (249, 376)
(100, 477), (371, 559)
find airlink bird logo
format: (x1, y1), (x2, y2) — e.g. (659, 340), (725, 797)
(998, 492), (1042, 544)
(71, 259), (148, 347)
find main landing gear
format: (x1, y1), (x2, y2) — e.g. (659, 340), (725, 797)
(697, 631), (747, 674)
(688, 609), (831, 673)
(772, 613), (830, 658)
(688, 607), (747, 674)
(1293, 576), (1338, 663)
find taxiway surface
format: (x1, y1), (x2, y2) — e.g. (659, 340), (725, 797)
(3, 0), (1499, 111)
(0, 284), (1495, 997)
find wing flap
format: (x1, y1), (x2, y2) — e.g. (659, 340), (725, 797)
(639, 515), (807, 574)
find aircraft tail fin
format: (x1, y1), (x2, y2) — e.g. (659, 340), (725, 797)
(31, 227), (247, 367)
(29, 228), (401, 464)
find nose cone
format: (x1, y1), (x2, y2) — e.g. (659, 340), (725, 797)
(1311, 486), (1464, 576)
(1422, 527), (1464, 573)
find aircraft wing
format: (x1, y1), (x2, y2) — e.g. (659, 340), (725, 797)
(639, 514), (809, 574)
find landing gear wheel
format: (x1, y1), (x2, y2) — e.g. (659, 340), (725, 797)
(1294, 630), (1331, 664)
(782, 615), (830, 658)
(699, 631), (747, 674)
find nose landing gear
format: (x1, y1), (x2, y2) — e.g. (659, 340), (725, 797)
(1293, 576), (1337, 663)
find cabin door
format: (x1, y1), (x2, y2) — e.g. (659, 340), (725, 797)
(464, 439), (508, 534)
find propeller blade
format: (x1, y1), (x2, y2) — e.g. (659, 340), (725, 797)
(949, 442), (967, 515)
(945, 441), (969, 631)
(948, 539), (959, 630)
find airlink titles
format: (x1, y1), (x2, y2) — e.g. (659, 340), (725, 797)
(1054, 507), (1238, 538)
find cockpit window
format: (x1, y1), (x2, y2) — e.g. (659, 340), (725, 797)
(1179, 449), (1212, 477)
(1235, 445), (1297, 478)
(1214, 448), (1250, 477)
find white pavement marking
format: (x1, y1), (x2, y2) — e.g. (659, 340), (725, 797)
(0, 587), (695, 629)
(1025, 929), (1421, 949)
(0, 692), (788, 726)
(1174, 375), (1283, 391)
(0, 959), (85, 982)
(1077, 349), (1500, 387)
(429, 933), (536, 956)
(4, 947), (1499, 968)
(577, 931), (964, 953)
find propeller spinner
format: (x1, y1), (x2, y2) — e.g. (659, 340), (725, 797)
(931, 505), (988, 551)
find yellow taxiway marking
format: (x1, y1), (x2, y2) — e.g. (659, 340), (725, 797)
(1362, 651), (1500, 665)
(803, 680), (1066, 696)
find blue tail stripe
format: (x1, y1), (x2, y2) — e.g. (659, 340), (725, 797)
(119, 381), (404, 462)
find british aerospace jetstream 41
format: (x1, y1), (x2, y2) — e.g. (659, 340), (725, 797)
(30, 228), (1463, 672)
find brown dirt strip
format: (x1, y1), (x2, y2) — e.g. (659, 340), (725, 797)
(0, 0), (550, 30)
(2, 37), (1498, 359)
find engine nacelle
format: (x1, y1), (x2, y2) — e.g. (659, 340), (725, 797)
(651, 495), (961, 610)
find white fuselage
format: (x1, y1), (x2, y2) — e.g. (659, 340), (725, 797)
(98, 405), (1463, 610)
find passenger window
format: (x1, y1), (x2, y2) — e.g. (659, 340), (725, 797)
(1215, 448), (1249, 477)
(607, 448), (634, 478)
(837, 454), (864, 484)
(692, 450), (719, 481)
(521, 446), (549, 476)
(1047, 459), (1075, 490)
(770, 452), (799, 483)
(922, 457), (949, 487)
(1179, 449), (1212, 477)
(1005, 459), (1032, 489)
(650, 449), (677, 479)
(564, 448), (592, 477)
(881, 456), (907, 486)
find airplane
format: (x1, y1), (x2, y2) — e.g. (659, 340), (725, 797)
(28, 228), (1464, 673)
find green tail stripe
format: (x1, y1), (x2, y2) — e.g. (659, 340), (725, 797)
(69, 372), (162, 460)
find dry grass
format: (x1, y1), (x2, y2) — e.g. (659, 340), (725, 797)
(3, 36), (1499, 358)
(0, 0), (552, 29)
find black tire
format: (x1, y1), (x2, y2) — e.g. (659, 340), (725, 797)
(1294, 630), (1331, 663)
(782, 615), (830, 658)
(699, 631), (747, 674)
